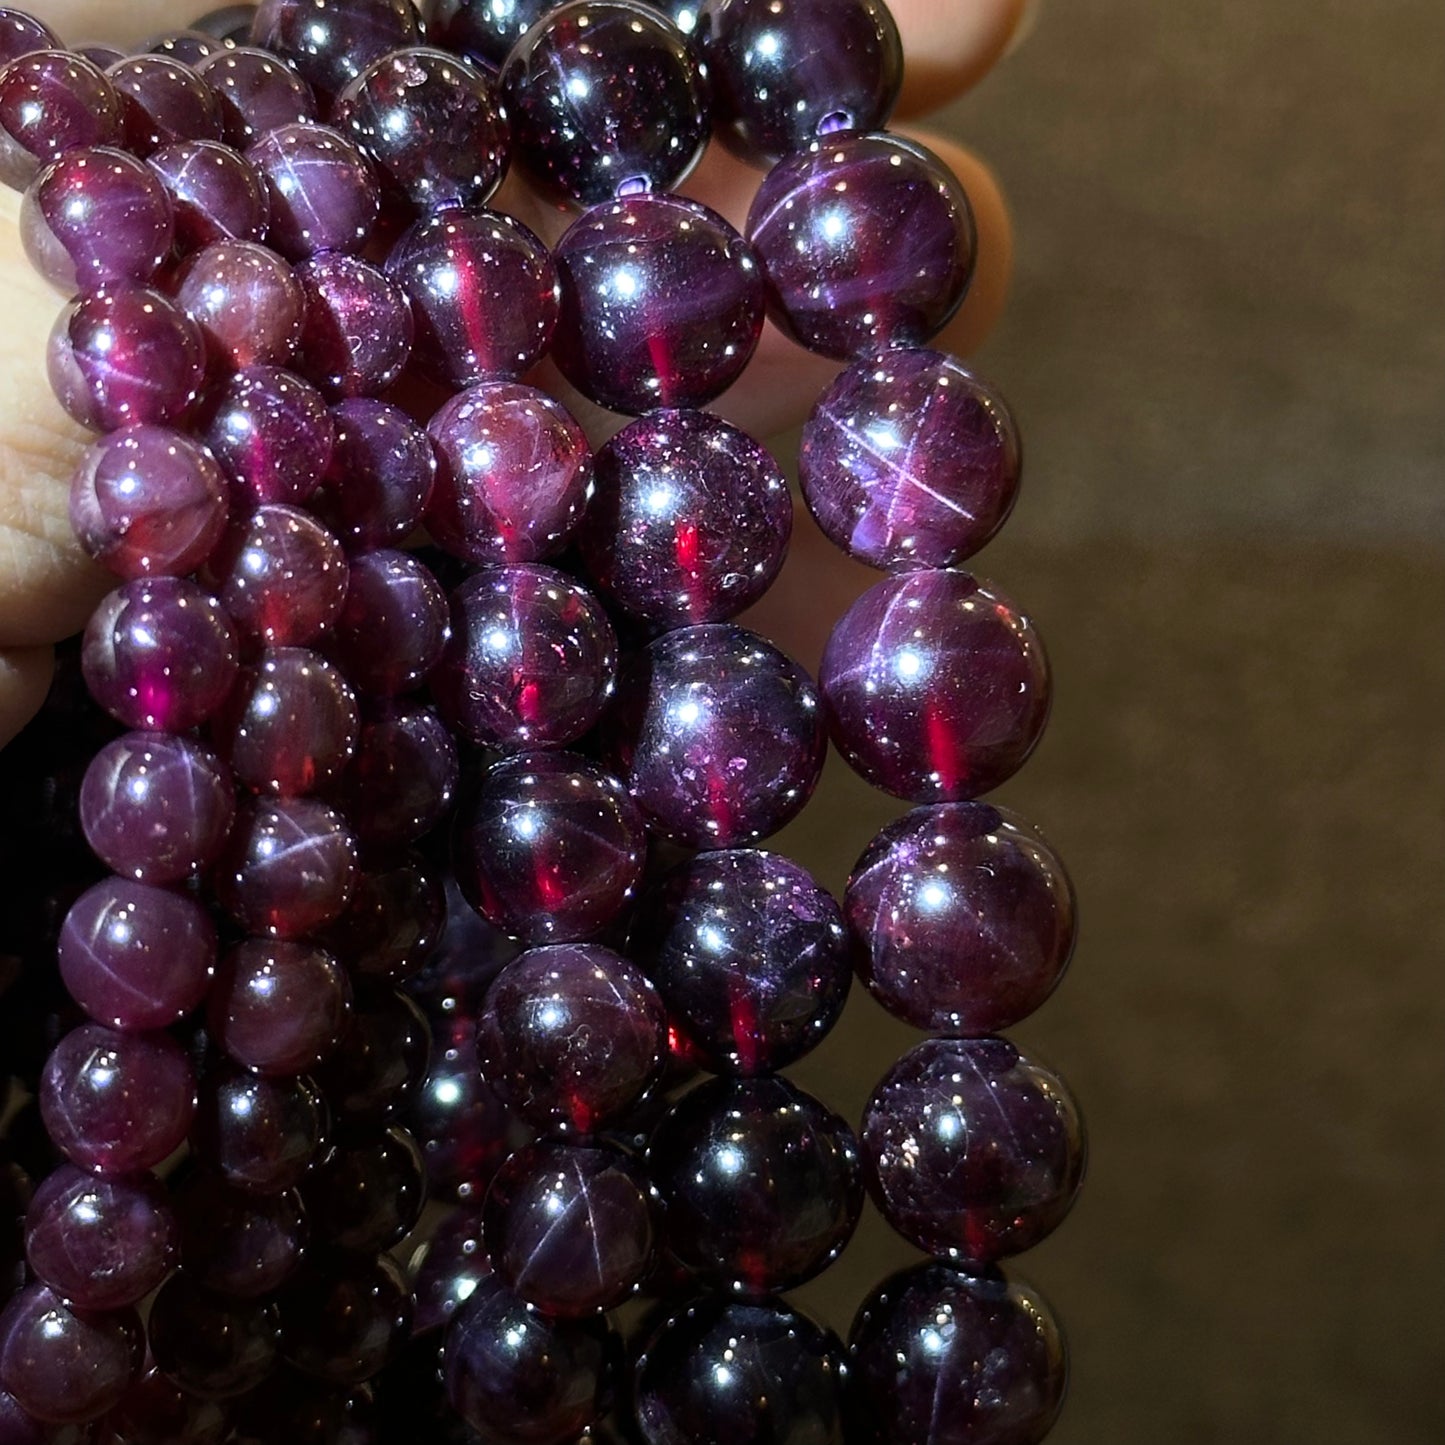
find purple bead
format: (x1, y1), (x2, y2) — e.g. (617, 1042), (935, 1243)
(202, 504), (350, 646)
(278, 1254), (414, 1387)
(147, 1274), (280, 1400)
(194, 5), (265, 43)
(22, 147), (173, 293)
(39, 1023), (196, 1175)
(648, 1074), (862, 1291)
(108, 1365), (230, 1445)
(197, 46), (316, 148)
(315, 398), (436, 550)
(80, 732), (234, 885)
(801, 349), (1022, 571)
(698, 0), (902, 166)
(175, 1173), (307, 1299)
(422, 0), (552, 68)
(250, 0), (423, 101)
(173, 240), (303, 369)
(426, 382), (590, 565)
(846, 802), (1076, 1033)
(301, 1126), (426, 1254)
(746, 133), (977, 360)
(325, 857), (444, 983)
(202, 365), (335, 507)
(0, 1284), (140, 1425)
(81, 577), (239, 733)
(78, 44), (127, 68)
(294, 253), (413, 400)
(454, 752), (648, 946)
(604, 624), (826, 849)
(58, 877), (216, 1031)
(107, 56), (224, 156)
(862, 1036), (1085, 1262)
(0, 52), (121, 191)
(848, 1262), (1067, 1445)
(386, 209), (557, 388)
(150, 139), (270, 248)
(410, 1206), (490, 1336)
(629, 849), (852, 1075)
(433, 565), (617, 752)
(315, 987), (431, 1123)
(553, 195), (763, 414)
(330, 550), (448, 696)
(0, 9), (57, 68)
(69, 425), (226, 578)
(483, 1141), (653, 1317)
(246, 121), (379, 260)
(579, 410), (791, 626)
(340, 701), (459, 849)
(475, 944), (666, 1135)
(334, 46), (508, 215)
(146, 31), (232, 67)
(819, 570), (1050, 802)
(501, 0), (708, 206)
(405, 871), (522, 1021)
(191, 1065), (326, 1195)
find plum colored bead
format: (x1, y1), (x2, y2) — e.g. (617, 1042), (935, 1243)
(246, 122), (379, 260)
(501, 1), (708, 206)
(294, 253), (412, 400)
(197, 46), (316, 148)
(278, 1254), (414, 1386)
(69, 426), (226, 578)
(40, 1023), (196, 1175)
(862, 1036), (1086, 1262)
(25, 1166), (178, 1312)
(315, 987), (431, 1123)
(629, 849), (851, 1075)
(22, 147), (173, 293)
(410, 1206), (490, 1336)
(386, 209), (557, 387)
(425, 382), (590, 565)
(453, 752), (647, 945)
(173, 240), (304, 369)
(483, 1141), (653, 1317)
(604, 624), (826, 849)
(848, 1262), (1067, 1445)
(302, 1126), (426, 1254)
(0, 52), (121, 191)
(334, 47), (508, 215)
(107, 56), (224, 155)
(340, 701), (459, 849)
(58, 878), (216, 1032)
(579, 411), (790, 626)
(330, 550), (448, 697)
(324, 855), (444, 983)
(250, 0), (423, 100)
(746, 133), (977, 360)
(195, 5), (265, 42)
(819, 570), (1050, 803)
(175, 1174), (306, 1298)
(215, 797), (358, 937)
(404, 870), (522, 1020)
(147, 1274), (280, 1400)
(80, 732), (234, 885)
(846, 802), (1075, 1034)
(422, 0), (552, 67)
(204, 504), (350, 647)
(191, 1065), (326, 1194)
(315, 399), (435, 550)
(202, 364), (335, 506)
(109, 1366), (230, 1445)
(0, 9), (57, 68)
(432, 565), (617, 752)
(475, 944), (665, 1135)
(444, 1279), (611, 1445)
(698, 0), (901, 167)
(146, 31), (231, 67)
(150, 139), (270, 248)
(634, 1295), (846, 1445)
(0, 1284), (140, 1425)
(81, 577), (240, 733)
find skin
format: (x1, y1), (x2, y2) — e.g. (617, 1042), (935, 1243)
(0, 0), (1031, 743)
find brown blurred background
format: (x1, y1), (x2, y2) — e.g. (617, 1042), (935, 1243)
(766, 2), (1445, 1441)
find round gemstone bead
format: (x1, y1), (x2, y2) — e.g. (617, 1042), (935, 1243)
(475, 944), (665, 1135)
(109, 1365), (231, 1445)
(386, 209), (558, 388)
(432, 564), (617, 752)
(0, 51), (121, 191)
(339, 700), (459, 849)
(315, 400), (436, 550)
(147, 1274), (280, 1400)
(301, 1127), (426, 1254)
(150, 139), (270, 249)
(58, 877), (216, 1032)
(648, 1074), (862, 1291)
(191, 1066), (326, 1195)
(0, 9), (57, 68)
(847, 802), (1076, 1033)
(277, 1254), (414, 1387)
(848, 1262), (1067, 1445)
(107, 55), (223, 156)
(250, 0), (423, 101)
(315, 987), (431, 1124)
(172, 240), (304, 370)
(410, 1206), (489, 1336)
(422, 0), (552, 67)
(578, 410), (791, 626)
(325, 858), (443, 983)
(453, 752), (647, 945)
(862, 1036), (1086, 1262)
(69, 425), (227, 579)
(197, 46), (317, 148)
(634, 1295), (847, 1445)
(819, 570), (1050, 802)
(746, 133), (977, 360)
(604, 624), (826, 848)
(40, 1023), (196, 1175)
(629, 848), (852, 1075)
(426, 382), (590, 565)
(404, 871), (522, 1021)
(553, 196), (764, 414)
(202, 364), (335, 507)
(330, 550), (449, 697)
(294, 253), (413, 400)
(174, 1174), (307, 1299)
(81, 577), (239, 733)
(246, 122), (379, 261)
(501, 0), (709, 206)
(146, 31), (231, 67)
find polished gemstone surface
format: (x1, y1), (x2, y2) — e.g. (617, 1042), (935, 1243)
(108, 1365), (230, 1445)
(250, 0), (423, 99)
(147, 1274), (280, 1401)
(317, 399), (437, 551)
(277, 1254), (414, 1387)
(173, 239), (304, 370)
(314, 986), (431, 1123)
(294, 252), (413, 400)
(0, 9), (57, 68)
(0, 51), (121, 190)
(339, 700), (459, 849)
(300, 1126), (426, 1254)
(190, 1066), (326, 1196)
(197, 46), (317, 148)
(423, 0), (553, 67)
(323, 856), (445, 984)
(330, 549), (448, 697)
(107, 55), (223, 155)
(150, 139), (271, 248)
(410, 1206), (490, 1336)
(202, 364), (335, 507)
(175, 1173), (307, 1299)
(246, 121), (379, 260)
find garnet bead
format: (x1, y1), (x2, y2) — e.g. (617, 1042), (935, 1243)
(316, 399), (437, 551)
(423, 0), (553, 68)
(339, 700), (459, 849)
(146, 31), (232, 67)
(190, 1065), (326, 1195)
(147, 1274), (280, 1400)
(294, 252), (413, 400)
(174, 1174), (307, 1299)
(246, 121), (380, 261)
(202, 364), (335, 507)
(106, 55), (224, 156)
(315, 987), (431, 1124)
(150, 139), (271, 250)
(325, 857), (444, 983)
(277, 1254), (414, 1386)
(250, 0), (423, 101)
(197, 46), (317, 148)
(109, 1365), (231, 1445)
(0, 9), (57, 69)
(410, 1206), (490, 1336)
(301, 1126), (426, 1254)
(173, 239), (304, 370)
(330, 549), (449, 697)
(0, 51), (121, 191)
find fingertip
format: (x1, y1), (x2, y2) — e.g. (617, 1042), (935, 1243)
(890, 0), (1032, 116)
(0, 644), (54, 749)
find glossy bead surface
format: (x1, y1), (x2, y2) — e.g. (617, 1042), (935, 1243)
(330, 550), (448, 697)
(386, 209), (558, 388)
(40, 1024), (196, 1175)
(81, 577), (239, 733)
(410, 1206), (489, 1336)
(579, 410), (790, 626)
(198, 46), (316, 148)
(150, 139), (269, 250)
(819, 570), (1050, 802)
(315, 987), (431, 1123)
(191, 1066), (326, 1195)
(250, 0), (423, 99)
(629, 849), (851, 1075)
(107, 55), (223, 155)
(301, 1126), (426, 1254)
(634, 1295), (846, 1445)
(501, 0), (708, 206)
(0, 9), (57, 68)
(324, 856), (444, 983)
(109, 1365), (230, 1445)
(433, 565), (617, 752)
(0, 51), (121, 190)
(453, 753), (647, 945)
(605, 624), (825, 848)
(648, 1075), (862, 1291)
(847, 802), (1075, 1033)
(316, 400), (436, 550)
(848, 1262), (1067, 1445)
(146, 30), (231, 66)
(246, 122), (379, 260)
(278, 1254), (414, 1386)
(173, 240), (303, 369)
(202, 364), (335, 507)
(147, 1274), (279, 1400)
(423, 0), (552, 67)
(175, 1174), (306, 1298)
(195, 4), (262, 41)
(746, 133), (976, 360)
(294, 253), (412, 400)
(339, 701), (459, 849)
(861, 1037), (1085, 1262)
